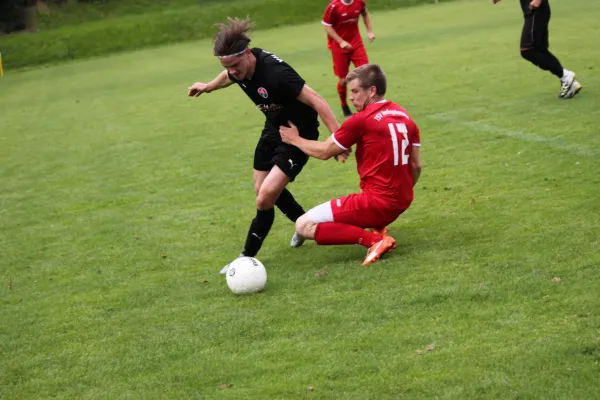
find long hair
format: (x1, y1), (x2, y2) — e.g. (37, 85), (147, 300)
(213, 17), (254, 57)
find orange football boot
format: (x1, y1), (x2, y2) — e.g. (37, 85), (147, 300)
(362, 236), (397, 266)
(372, 227), (389, 237)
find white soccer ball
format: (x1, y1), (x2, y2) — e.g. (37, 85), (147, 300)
(226, 257), (267, 295)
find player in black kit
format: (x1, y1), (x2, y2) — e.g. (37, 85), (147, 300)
(188, 17), (345, 273)
(493, 0), (582, 99)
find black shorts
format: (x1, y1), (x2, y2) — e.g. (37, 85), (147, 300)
(521, 10), (550, 50)
(253, 127), (319, 182)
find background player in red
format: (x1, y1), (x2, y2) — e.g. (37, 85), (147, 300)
(322, 0), (375, 117)
(280, 64), (422, 265)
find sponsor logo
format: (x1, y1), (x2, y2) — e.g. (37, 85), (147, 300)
(374, 109), (409, 122)
(257, 103), (283, 112)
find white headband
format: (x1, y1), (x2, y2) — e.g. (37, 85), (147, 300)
(216, 47), (248, 59)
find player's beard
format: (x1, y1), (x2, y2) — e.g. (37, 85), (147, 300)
(360, 96), (375, 112)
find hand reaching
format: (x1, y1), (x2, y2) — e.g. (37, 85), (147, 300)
(188, 82), (209, 97)
(280, 121), (300, 145)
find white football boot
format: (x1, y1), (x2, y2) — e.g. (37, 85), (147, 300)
(563, 80), (582, 99)
(559, 70), (576, 99)
(290, 232), (305, 248)
(220, 254), (244, 275)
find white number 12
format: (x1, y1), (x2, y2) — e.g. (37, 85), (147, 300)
(387, 123), (409, 166)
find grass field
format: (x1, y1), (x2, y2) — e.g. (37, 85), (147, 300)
(1, 0), (600, 398)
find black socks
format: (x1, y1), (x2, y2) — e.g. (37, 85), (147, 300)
(275, 189), (305, 223)
(521, 48), (563, 78)
(243, 208), (275, 257)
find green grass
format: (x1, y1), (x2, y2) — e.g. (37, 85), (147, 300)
(0, 0), (449, 70)
(35, 0), (233, 29)
(33, 0), (445, 29)
(1, 0), (600, 398)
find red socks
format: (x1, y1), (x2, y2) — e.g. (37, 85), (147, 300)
(337, 82), (348, 107)
(314, 222), (381, 248)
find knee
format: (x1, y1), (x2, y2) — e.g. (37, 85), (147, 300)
(338, 77), (346, 86)
(296, 214), (317, 239)
(295, 214), (309, 235)
(256, 189), (277, 210)
(520, 48), (534, 60)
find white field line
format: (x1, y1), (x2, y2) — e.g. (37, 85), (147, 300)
(429, 108), (598, 158)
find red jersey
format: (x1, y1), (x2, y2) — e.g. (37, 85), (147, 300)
(332, 100), (421, 209)
(322, 0), (367, 52)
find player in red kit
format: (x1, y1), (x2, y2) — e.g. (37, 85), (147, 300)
(280, 64), (421, 265)
(322, 0), (375, 117)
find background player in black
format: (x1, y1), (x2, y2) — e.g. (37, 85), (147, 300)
(187, 17), (346, 273)
(493, 0), (582, 99)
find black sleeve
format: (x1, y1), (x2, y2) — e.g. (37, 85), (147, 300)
(275, 63), (306, 100)
(227, 72), (239, 83)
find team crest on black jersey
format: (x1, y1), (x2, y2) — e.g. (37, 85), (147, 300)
(257, 87), (268, 98)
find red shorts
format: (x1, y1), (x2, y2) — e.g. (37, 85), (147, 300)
(331, 46), (369, 79)
(330, 193), (405, 229)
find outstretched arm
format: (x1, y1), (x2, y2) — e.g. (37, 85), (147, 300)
(188, 70), (234, 97)
(280, 122), (345, 161)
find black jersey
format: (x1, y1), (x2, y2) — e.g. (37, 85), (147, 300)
(228, 48), (319, 138)
(519, 0), (549, 16)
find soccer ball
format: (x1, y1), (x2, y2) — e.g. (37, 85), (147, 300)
(225, 257), (267, 295)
